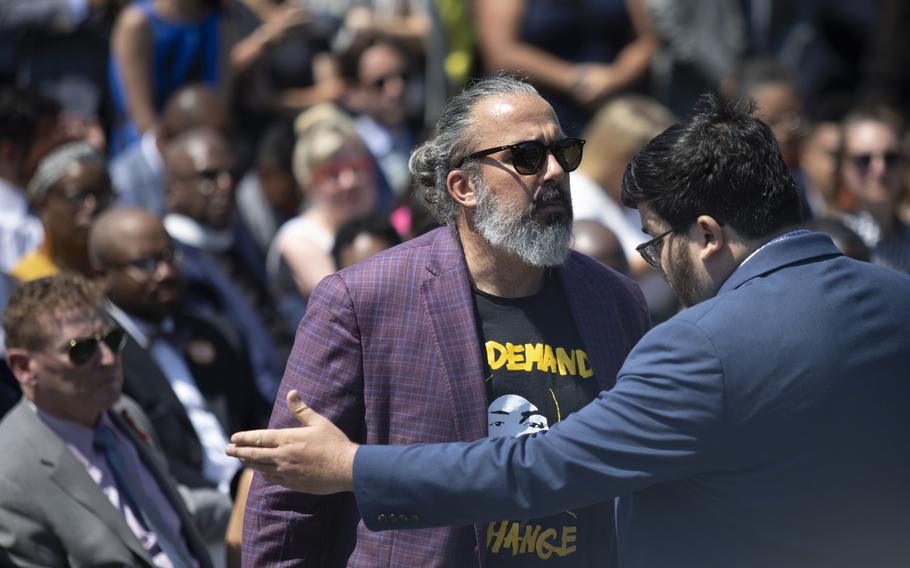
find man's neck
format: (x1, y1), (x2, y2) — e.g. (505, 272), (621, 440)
(457, 220), (547, 298)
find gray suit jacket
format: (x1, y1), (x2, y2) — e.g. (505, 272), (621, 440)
(0, 398), (213, 567)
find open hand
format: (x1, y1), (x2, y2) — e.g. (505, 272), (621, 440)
(225, 390), (358, 495)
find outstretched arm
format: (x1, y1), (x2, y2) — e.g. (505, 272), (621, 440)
(229, 318), (725, 531)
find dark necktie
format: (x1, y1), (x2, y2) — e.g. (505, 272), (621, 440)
(93, 424), (195, 567)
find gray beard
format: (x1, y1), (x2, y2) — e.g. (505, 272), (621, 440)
(472, 176), (573, 268)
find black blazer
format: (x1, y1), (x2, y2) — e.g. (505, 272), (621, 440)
(120, 311), (271, 489)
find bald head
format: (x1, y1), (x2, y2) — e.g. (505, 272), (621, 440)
(89, 207), (166, 267)
(164, 127), (236, 228)
(159, 84), (229, 142)
(572, 220), (630, 275)
(89, 207), (183, 321)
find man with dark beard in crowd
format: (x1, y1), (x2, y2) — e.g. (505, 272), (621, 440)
(240, 75), (649, 567)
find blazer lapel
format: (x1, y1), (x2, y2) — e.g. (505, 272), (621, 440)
(111, 410), (213, 568)
(10, 405), (154, 565)
(559, 257), (625, 392)
(420, 227), (488, 442)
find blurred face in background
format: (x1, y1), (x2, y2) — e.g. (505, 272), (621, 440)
(799, 122), (841, 202)
(751, 83), (804, 169)
(842, 119), (905, 211)
(307, 145), (377, 224)
(167, 133), (237, 230)
(39, 162), (115, 249)
(358, 43), (409, 128)
(99, 217), (185, 323)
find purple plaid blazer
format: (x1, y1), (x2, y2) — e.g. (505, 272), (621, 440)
(242, 226), (649, 567)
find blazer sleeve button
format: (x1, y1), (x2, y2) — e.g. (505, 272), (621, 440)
(378, 514), (387, 524)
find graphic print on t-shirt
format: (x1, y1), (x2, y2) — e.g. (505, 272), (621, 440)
(473, 274), (612, 567)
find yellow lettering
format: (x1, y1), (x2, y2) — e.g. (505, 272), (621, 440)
(541, 345), (557, 373)
(556, 347), (576, 376)
(487, 521), (508, 553)
(486, 341), (507, 370)
(503, 522), (521, 555)
(536, 528), (558, 560)
(519, 524), (541, 554)
(561, 526), (577, 556)
(524, 343), (542, 371)
(577, 349), (593, 378)
(506, 343), (525, 371)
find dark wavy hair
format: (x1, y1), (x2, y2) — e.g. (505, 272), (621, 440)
(621, 92), (802, 239)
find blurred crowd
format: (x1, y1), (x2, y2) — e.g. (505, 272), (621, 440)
(1, 0), (909, 566)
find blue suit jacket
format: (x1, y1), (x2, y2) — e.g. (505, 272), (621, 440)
(354, 232), (910, 567)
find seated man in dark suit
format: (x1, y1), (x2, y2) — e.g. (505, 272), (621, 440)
(88, 207), (271, 499)
(163, 126), (292, 402)
(0, 273), (212, 567)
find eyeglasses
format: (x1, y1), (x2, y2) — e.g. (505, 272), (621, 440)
(636, 222), (690, 269)
(455, 138), (585, 175)
(61, 327), (127, 366)
(118, 247), (183, 277)
(177, 168), (238, 195)
(368, 71), (408, 90)
(849, 151), (904, 174)
(310, 155), (374, 185)
(52, 189), (116, 209)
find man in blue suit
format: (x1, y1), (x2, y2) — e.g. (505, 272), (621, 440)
(228, 93), (910, 567)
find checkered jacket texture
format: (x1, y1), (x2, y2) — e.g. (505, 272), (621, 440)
(242, 226), (649, 567)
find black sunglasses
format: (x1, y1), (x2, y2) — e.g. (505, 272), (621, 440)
(849, 151), (903, 173)
(62, 327), (127, 366)
(636, 222), (690, 269)
(118, 247), (183, 276)
(369, 71), (408, 90)
(455, 138), (585, 175)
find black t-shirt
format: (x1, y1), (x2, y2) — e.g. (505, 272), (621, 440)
(473, 273), (613, 567)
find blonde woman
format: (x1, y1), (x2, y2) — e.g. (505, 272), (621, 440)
(267, 104), (378, 323)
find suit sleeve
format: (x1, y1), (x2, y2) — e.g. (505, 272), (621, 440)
(242, 274), (365, 566)
(0, 476), (66, 567)
(353, 318), (726, 530)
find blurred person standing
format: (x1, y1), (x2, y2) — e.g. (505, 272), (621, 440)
(476, 0), (658, 136)
(0, 273), (212, 567)
(241, 75), (648, 568)
(571, 95), (678, 321)
(11, 141), (115, 282)
(345, 40), (419, 199)
(837, 104), (910, 273)
(571, 95), (673, 268)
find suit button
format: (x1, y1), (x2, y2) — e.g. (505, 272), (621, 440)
(409, 514), (420, 522)
(388, 514), (399, 524)
(378, 514), (387, 524)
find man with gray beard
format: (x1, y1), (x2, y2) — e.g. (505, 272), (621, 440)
(239, 75), (649, 567)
